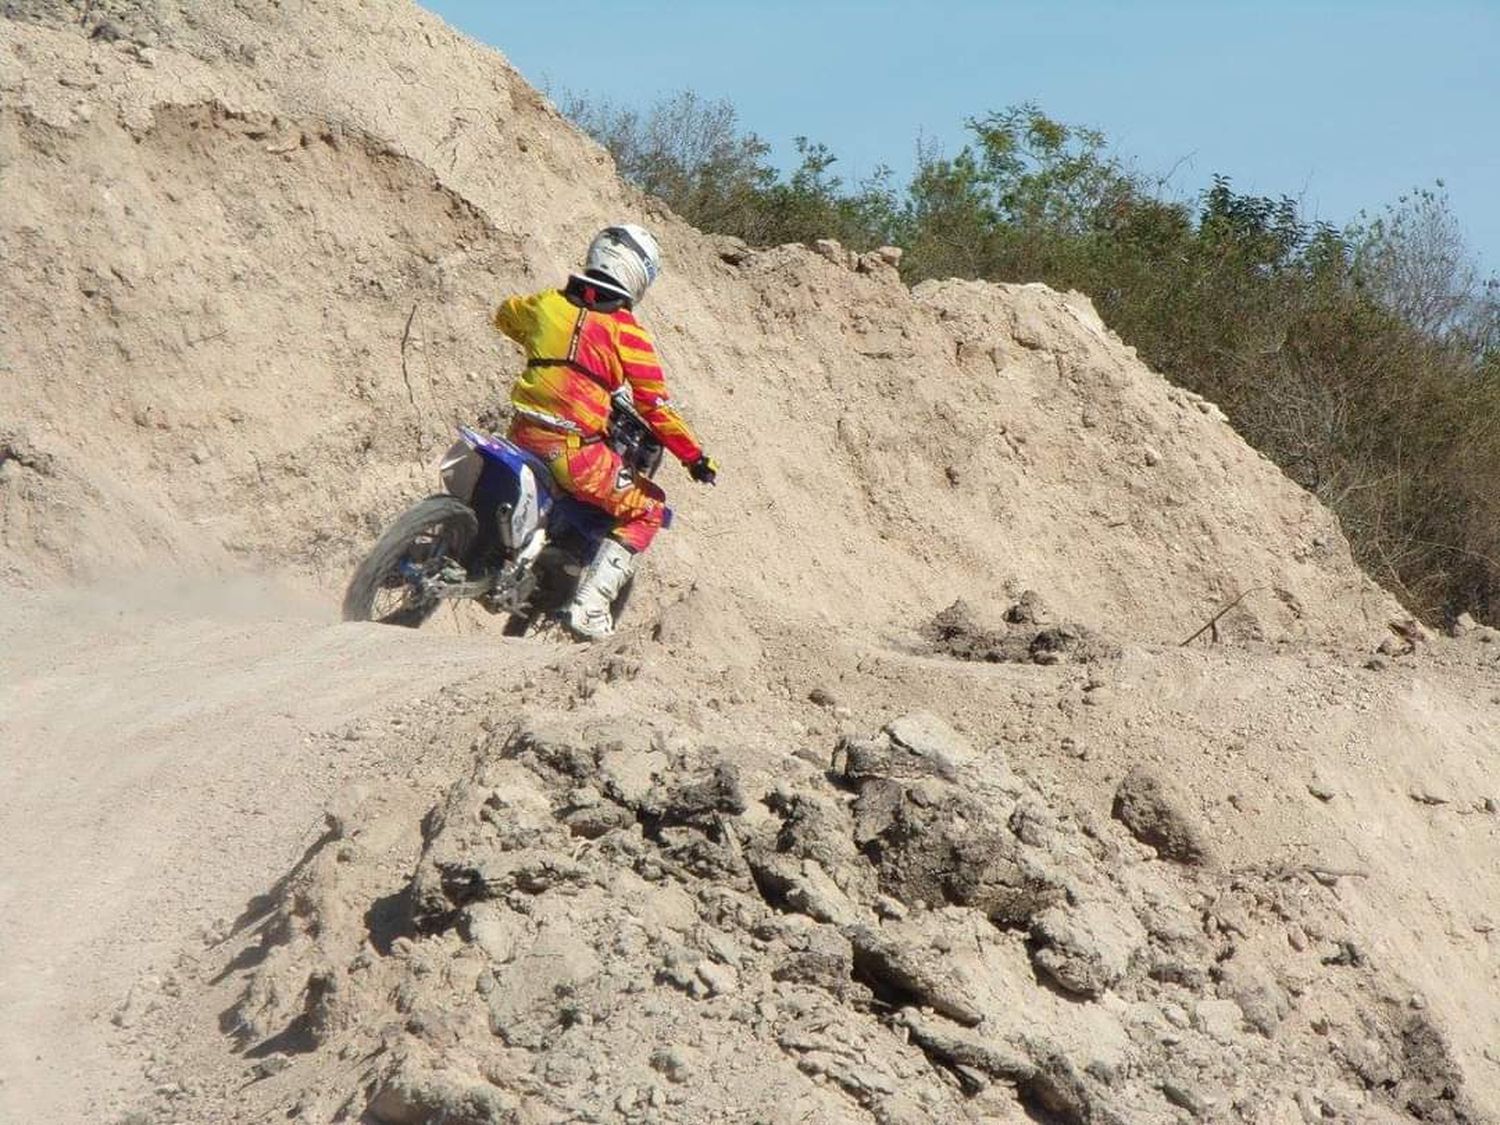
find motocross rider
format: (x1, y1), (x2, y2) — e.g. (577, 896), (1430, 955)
(493, 224), (717, 640)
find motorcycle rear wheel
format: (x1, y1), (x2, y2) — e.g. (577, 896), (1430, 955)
(341, 496), (479, 627)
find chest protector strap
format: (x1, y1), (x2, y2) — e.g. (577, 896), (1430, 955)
(525, 306), (615, 394)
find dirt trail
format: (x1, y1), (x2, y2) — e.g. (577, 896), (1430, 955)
(0, 580), (544, 1123)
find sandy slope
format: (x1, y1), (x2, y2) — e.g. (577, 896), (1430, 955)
(1, 8), (1397, 646)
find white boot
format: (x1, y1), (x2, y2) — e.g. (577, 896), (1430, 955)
(567, 538), (635, 640)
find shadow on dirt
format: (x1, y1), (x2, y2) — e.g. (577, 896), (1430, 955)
(364, 885), (416, 956)
(210, 827), (337, 986)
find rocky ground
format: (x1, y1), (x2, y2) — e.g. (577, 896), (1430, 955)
(71, 593), (1498, 1125)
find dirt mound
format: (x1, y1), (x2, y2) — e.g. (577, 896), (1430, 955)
(187, 673), (1491, 1125)
(66, 606), (1499, 1125)
(0, 94), (512, 585)
(920, 595), (1121, 665)
(2, 5), (1398, 648)
(2, 4), (1497, 1124)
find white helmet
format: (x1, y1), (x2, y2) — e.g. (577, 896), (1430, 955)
(583, 224), (661, 305)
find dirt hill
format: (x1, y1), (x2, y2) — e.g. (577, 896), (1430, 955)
(1, 4), (1497, 1124)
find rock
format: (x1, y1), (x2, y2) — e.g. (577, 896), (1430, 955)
(847, 924), (985, 1026)
(1395, 1014), (1478, 1121)
(1022, 1054), (1102, 1125)
(884, 711), (974, 777)
(614, 1087), (641, 1114)
(1143, 445), (1162, 467)
(714, 236), (751, 265)
(649, 1044), (697, 1083)
(748, 853), (861, 926)
(249, 1054), (292, 1080)
(695, 959), (739, 997)
(921, 599), (1034, 663)
(323, 783), (370, 839)
(1409, 788), (1450, 806)
(896, 1010), (1034, 1080)
(459, 903), (525, 964)
(599, 748), (668, 807)
(838, 733), (946, 785)
(487, 922), (600, 1048)
(561, 800), (635, 839)
(1029, 900), (1145, 998)
(812, 238), (853, 268)
(766, 787), (867, 882)
(1005, 590), (1050, 625)
(836, 739), (1053, 926)
(111, 982), (158, 1029)
(88, 18), (128, 42)
(1028, 624), (1118, 665)
(1008, 796), (1058, 847)
(656, 945), (706, 996)
(922, 600), (1114, 666)
(771, 927), (858, 999)
(537, 1051), (591, 1087)
(1320, 939), (1365, 967)
(566, 785), (601, 808)
(367, 1066), (519, 1125)
(783, 1040), (899, 1101)
(1219, 962), (1289, 1037)
(437, 850), (590, 902)
(1161, 1081), (1212, 1118)
(1112, 767), (1211, 865)
(637, 761), (748, 831)
(508, 723), (599, 780)
(849, 776), (906, 845)
(856, 249), (902, 276)
(1192, 998), (1245, 1043)
(1, 429), (59, 478)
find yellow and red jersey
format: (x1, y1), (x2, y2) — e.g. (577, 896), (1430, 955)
(493, 285), (703, 465)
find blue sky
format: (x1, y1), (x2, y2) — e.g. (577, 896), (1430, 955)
(420, 1), (1498, 275)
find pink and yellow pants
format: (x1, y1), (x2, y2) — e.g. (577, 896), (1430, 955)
(509, 418), (667, 553)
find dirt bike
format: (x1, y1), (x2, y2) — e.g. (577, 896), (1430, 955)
(341, 400), (666, 636)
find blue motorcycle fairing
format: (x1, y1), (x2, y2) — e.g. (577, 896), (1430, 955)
(465, 429), (555, 548)
(462, 426), (660, 550)
(461, 427), (555, 504)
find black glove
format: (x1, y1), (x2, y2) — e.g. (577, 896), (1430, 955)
(687, 454), (719, 485)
